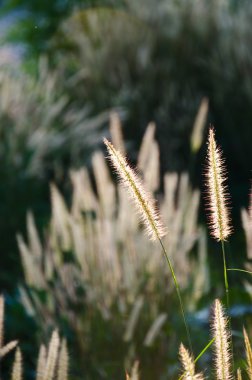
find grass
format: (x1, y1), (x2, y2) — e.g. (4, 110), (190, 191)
(0, 112), (251, 379)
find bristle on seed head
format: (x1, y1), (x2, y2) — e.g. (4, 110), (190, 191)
(104, 138), (166, 241)
(205, 127), (232, 241)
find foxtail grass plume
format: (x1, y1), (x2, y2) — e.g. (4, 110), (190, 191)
(0, 295), (18, 359)
(205, 127), (232, 241)
(57, 339), (68, 380)
(36, 345), (47, 380)
(212, 299), (232, 380)
(0, 340), (18, 358)
(109, 112), (126, 155)
(104, 138), (166, 241)
(179, 343), (204, 380)
(243, 328), (252, 379)
(11, 348), (22, 380)
(43, 330), (60, 380)
(126, 361), (139, 380)
(191, 97), (208, 153)
(237, 369), (242, 380)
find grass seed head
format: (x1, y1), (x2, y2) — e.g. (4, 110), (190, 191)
(212, 299), (232, 380)
(104, 138), (166, 241)
(205, 127), (232, 241)
(179, 343), (204, 380)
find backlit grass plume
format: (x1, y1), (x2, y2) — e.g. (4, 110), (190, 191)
(104, 138), (192, 351)
(205, 127), (232, 242)
(237, 369), (242, 380)
(104, 138), (166, 241)
(43, 330), (60, 380)
(243, 328), (252, 379)
(212, 299), (232, 380)
(205, 127), (233, 355)
(11, 348), (22, 380)
(179, 343), (204, 380)
(0, 295), (18, 359)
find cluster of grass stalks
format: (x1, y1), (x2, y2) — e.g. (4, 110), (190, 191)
(0, 60), (107, 179)
(7, 110), (251, 378)
(2, 294), (252, 380)
(0, 295), (68, 380)
(16, 115), (208, 377)
(55, 0), (252, 180)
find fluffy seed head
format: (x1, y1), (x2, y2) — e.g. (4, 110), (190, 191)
(57, 339), (68, 380)
(236, 368), (242, 380)
(179, 343), (204, 380)
(11, 348), (22, 380)
(243, 327), (252, 379)
(212, 299), (232, 380)
(44, 330), (60, 380)
(191, 97), (208, 153)
(104, 138), (166, 241)
(205, 127), (232, 241)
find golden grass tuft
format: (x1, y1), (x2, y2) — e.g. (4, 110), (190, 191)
(191, 97), (209, 153)
(237, 368), (242, 380)
(243, 328), (252, 379)
(36, 344), (47, 380)
(43, 330), (60, 380)
(11, 348), (22, 380)
(57, 339), (68, 380)
(0, 295), (18, 359)
(179, 343), (204, 380)
(212, 299), (232, 380)
(104, 138), (166, 241)
(126, 361), (139, 380)
(205, 127), (232, 241)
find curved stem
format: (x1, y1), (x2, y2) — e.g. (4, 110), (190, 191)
(221, 241), (229, 309)
(227, 268), (252, 275)
(158, 239), (192, 352)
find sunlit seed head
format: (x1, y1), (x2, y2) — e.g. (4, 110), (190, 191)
(212, 299), (232, 380)
(179, 343), (204, 380)
(205, 127), (232, 241)
(104, 138), (166, 241)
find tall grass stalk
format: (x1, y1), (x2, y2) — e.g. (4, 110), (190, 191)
(205, 127), (233, 366)
(205, 127), (232, 307)
(104, 138), (192, 351)
(158, 239), (192, 352)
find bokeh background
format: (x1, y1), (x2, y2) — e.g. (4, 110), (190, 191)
(0, 0), (251, 379)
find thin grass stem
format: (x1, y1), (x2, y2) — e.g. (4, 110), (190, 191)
(227, 268), (252, 275)
(221, 241), (229, 309)
(158, 239), (192, 352)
